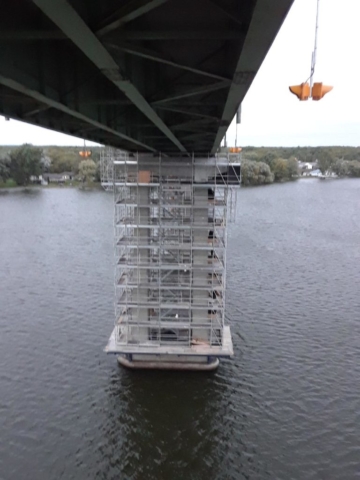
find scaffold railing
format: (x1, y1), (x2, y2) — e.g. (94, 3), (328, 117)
(102, 148), (241, 356)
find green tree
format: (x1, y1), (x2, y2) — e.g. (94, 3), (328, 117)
(317, 150), (335, 174)
(272, 158), (288, 181)
(313, 158), (360, 178)
(79, 159), (96, 183)
(46, 147), (80, 173)
(0, 154), (11, 182)
(260, 151), (277, 170)
(347, 160), (360, 177)
(244, 151), (261, 162)
(241, 160), (273, 186)
(9, 144), (42, 185)
(287, 157), (299, 178)
(332, 159), (349, 176)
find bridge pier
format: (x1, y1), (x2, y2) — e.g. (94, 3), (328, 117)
(102, 149), (240, 370)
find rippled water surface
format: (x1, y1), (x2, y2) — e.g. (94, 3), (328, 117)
(1, 180), (360, 480)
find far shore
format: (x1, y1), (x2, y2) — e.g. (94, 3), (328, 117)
(0, 181), (103, 192)
(1, 176), (357, 195)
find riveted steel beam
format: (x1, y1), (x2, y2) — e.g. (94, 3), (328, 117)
(207, 0), (244, 27)
(97, 0), (169, 37)
(0, 30), (65, 40)
(32, 0), (187, 153)
(116, 30), (245, 40)
(180, 132), (214, 140)
(106, 43), (229, 82)
(23, 105), (50, 117)
(154, 105), (219, 121)
(152, 81), (230, 105)
(79, 99), (133, 106)
(0, 74), (157, 152)
(171, 119), (214, 131)
(0, 29), (245, 41)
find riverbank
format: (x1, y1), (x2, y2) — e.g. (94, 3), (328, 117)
(0, 181), (102, 192)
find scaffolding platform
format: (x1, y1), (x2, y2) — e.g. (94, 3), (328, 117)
(101, 149), (241, 370)
(105, 325), (233, 356)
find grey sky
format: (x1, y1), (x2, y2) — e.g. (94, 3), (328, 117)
(0, 0), (358, 147)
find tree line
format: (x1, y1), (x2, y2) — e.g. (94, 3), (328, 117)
(242, 146), (360, 163)
(241, 156), (299, 186)
(1, 144), (360, 187)
(0, 144), (102, 186)
(241, 146), (360, 186)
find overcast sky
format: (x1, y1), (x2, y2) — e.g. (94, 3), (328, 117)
(0, 0), (359, 147)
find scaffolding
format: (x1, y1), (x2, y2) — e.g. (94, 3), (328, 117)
(101, 148), (241, 360)
(100, 147), (116, 192)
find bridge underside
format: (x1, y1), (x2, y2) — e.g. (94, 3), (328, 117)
(0, 0), (293, 155)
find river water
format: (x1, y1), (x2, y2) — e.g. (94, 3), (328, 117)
(0, 179), (359, 480)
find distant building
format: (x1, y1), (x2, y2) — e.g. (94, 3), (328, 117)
(298, 161), (315, 171)
(41, 172), (74, 183)
(308, 169), (323, 177)
(29, 175), (41, 183)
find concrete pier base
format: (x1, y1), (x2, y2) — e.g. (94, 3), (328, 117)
(117, 355), (219, 371)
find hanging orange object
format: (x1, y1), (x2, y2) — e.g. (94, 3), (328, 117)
(289, 83), (311, 101)
(79, 150), (92, 157)
(229, 147), (242, 153)
(288, 1), (333, 102)
(312, 82), (333, 100)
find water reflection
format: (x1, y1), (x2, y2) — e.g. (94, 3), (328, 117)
(101, 368), (226, 480)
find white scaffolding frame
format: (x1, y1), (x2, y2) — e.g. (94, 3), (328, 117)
(102, 148), (241, 357)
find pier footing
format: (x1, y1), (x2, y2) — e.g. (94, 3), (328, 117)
(117, 355), (219, 371)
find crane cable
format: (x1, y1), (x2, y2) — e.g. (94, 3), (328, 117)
(304, 0), (320, 95)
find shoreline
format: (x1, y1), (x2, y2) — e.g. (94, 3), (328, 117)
(1, 176), (357, 193)
(0, 182), (103, 193)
